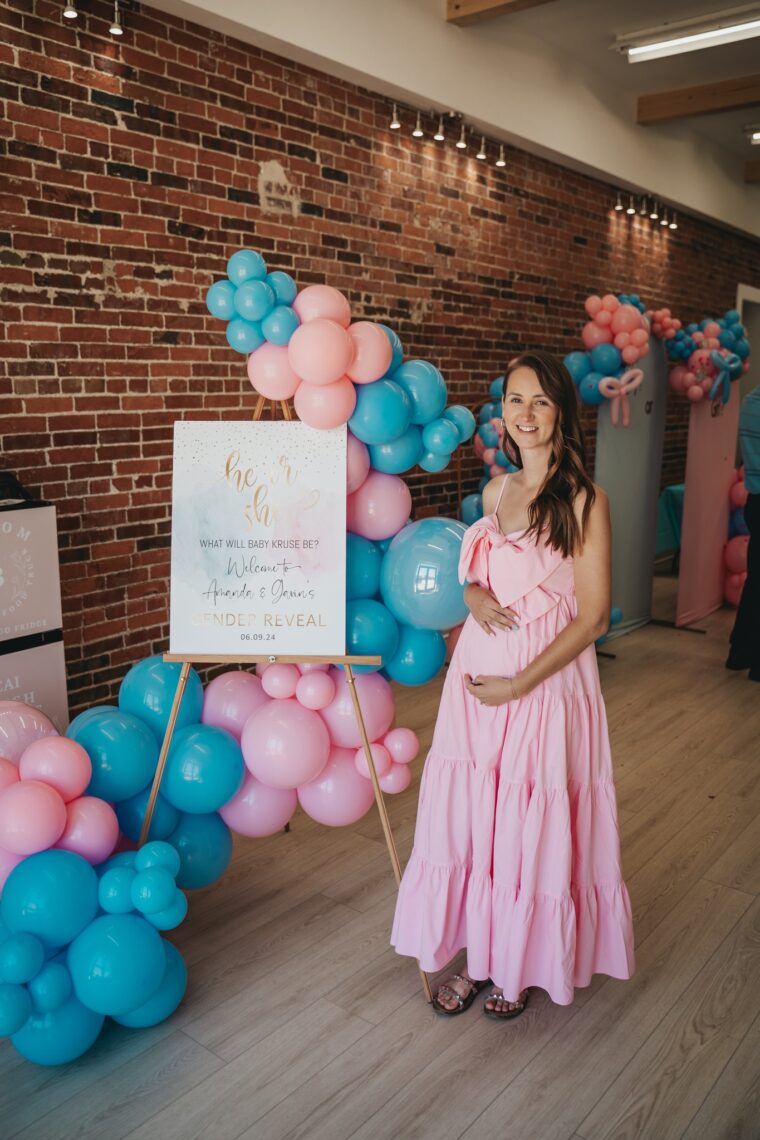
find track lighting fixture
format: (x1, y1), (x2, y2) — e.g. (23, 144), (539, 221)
(390, 104), (401, 130)
(434, 117), (445, 141)
(495, 145), (506, 167)
(109, 1), (124, 35)
(63, 1), (78, 18)
(476, 137), (486, 160)
(669, 212), (678, 230)
(626, 195), (636, 215)
(412, 112), (423, 138)
(614, 191), (624, 211)
(456, 123), (467, 149)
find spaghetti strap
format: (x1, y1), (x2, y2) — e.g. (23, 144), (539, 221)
(493, 473), (510, 513)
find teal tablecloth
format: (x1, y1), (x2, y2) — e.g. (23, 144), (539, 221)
(656, 483), (684, 556)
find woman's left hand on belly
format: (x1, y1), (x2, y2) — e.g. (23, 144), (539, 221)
(464, 673), (517, 707)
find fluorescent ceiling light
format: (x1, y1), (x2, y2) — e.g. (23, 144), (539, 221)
(617, 6), (760, 62)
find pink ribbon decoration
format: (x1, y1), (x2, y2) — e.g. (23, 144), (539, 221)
(598, 368), (644, 427)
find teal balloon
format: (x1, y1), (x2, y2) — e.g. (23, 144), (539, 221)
(145, 889), (188, 932)
(391, 360), (447, 425)
(419, 450), (450, 473)
(227, 248), (267, 285)
(479, 401), (500, 423)
(368, 425), (423, 474)
(610, 607), (623, 625)
(265, 270), (297, 305)
(225, 318), (265, 354)
(349, 379), (412, 445)
(478, 422), (499, 448)
(346, 533), (382, 600)
(12, 993), (103, 1066)
(345, 599), (399, 673)
(385, 625), (446, 686)
(590, 343), (622, 375)
(131, 868), (177, 916)
(0, 933), (45, 984)
(261, 304), (299, 345)
(69, 709), (158, 803)
(422, 417), (459, 456)
(489, 376), (505, 399)
(206, 280), (236, 320)
(1, 851), (98, 952)
(378, 324), (403, 372)
(169, 812), (232, 890)
(579, 373), (605, 406)
(27, 962), (72, 1014)
(380, 518), (468, 631)
(68, 914), (165, 1016)
(66, 705), (117, 736)
(564, 351), (591, 384)
(115, 787), (180, 843)
(99, 851), (137, 871)
(112, 941), (186, 1029)
(134, 841), (181, 878)
(443, 404), (476, 442)
(98, 866), (137, 915)
(163, 725), (244, 815)
(233, 279), (275, 322)
(0, 982), (32, 1036)
(461, 493), (483, 525)
(118, 656), (204, 743)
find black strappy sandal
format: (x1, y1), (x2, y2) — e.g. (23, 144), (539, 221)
(483, 988), (530, 1020)
(432, 973), (490, 1017)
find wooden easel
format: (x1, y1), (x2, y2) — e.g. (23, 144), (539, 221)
(140, 396), (432, 1003)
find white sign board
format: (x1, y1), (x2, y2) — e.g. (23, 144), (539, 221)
(170, 421), (346, 657)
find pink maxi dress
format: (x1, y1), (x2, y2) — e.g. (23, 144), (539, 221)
(391, 480), (635, 1005)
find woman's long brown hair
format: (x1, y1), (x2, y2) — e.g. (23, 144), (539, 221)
(501, 350), (595, 558)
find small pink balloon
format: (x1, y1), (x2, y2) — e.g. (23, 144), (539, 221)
(724, 572), (746, 607)
(0, 757), (20, 792)
(725, 536), (749, 575)
(294, 376), (357, 429)
(297, 746), (375, 826)
(611, 305), (642, 336)
(292, 284), (351, 327)
(19, 736), (91, 803)
(0, 847), (23, 891)
(692, 331), (704, 344)
(261, 664), (300, 700)
(379, 763), (412, 794)
(601, 294), (619, 312)
(383, 726), (419, 765)
(247, 343), (301, 400)
(288, 319), (354, 386)
(202, 670), (269, 741)
(631, 329), (649, 348)
(700, 378), (713, 395)
(295, 671), (336, 711)
(584, 295), (602, 317)
(473, 434), (486, 458)
(687, 385), (704, 402)
(621, 345), (639, 365)
(613, 332), (631, 349)
(319, 669), (395, 749)
(489, 464), (501, 477)
(347, 322), (393, 384)
(219, 770), (297, 837)
(581, 321), (612, 350)
(354, 742), (392, 780)
(347, 471), (412, 541)
(0, 779), (67, 855)
(346, 431), (370, 494)
(297, 663), (330, 674)
(730, 481), (748, 509)
(482, 447), (497, 465)
(0, 702), (58, 766)
(703, 321), (720, 337)
(242, 699), (330, 789)
(55, 796), (119, 864)
(684, 372), (696, 386)
(595, 310), (613, 328)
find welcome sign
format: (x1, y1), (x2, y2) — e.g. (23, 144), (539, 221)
(169, 421), (347, 657)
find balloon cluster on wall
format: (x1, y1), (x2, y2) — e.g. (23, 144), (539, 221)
(724, 468), (749, 607)
(564, 293), (651, 408)
(663, 310), (751, 404)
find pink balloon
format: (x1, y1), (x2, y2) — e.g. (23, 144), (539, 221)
(294, 376), (357, 429)
(219, 770), (297, 837)
(724, 536), (749, 575)
(0, 702), (58, 766)
(687, 385), (704, 402)
(297, 663), (330, 674)
(613, 332), (631, 349)
(202, 670), (269, 741)
(297, 746), (375, 826)
(347, 322), (393, 384)
(261, 664), (300, 700)
(724, 571), (746, 608)
(595, 310), (613, 328)
(489, 464), (501, 477)
(247, 343), (301, 400)
(319, 669), (395, 749)
(692, 331), (704, 344)
(730, 481), (748, 509)
(354, 742), (392, 780)
(473, 434), (486, 458)
(684, 372), (696, 387)
(292, 285), (351, 328)
(482, 447), (497, 465)
(703, 321), (720, 337)
(610, 305), (642, 335)
(288, 319), (354, 386)
(0, 757), (20, 793)
(581, 321), (612, 349)
(700, 378), (713, 395)
(621, 345), (640, 365)
(346, 471), (412, 541)
(19, 736), (91, 803)
(383, 726), (419, 765)
(346, 431), (370, 494)
(295, 671), (336, 711)
(601, 294), (619, 312)
(242, 699), (330, 789)
(0, 780), (67, 855)
(584, 295), (602, 317)
(55, 796), (119, 864)
(379, 763), (412, 795)
(0, 847), (23, 891)
(630, 328), (648, 347)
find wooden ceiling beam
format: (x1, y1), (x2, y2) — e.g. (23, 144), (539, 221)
(745, 158), (760, 183)
(446, 0), (558, 26)
(637, 74), (760, 124)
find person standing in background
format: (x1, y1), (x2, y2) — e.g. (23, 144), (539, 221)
(727, 383), (760, 681)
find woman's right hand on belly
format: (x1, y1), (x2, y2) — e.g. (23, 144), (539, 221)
(464, 584), (520, 636)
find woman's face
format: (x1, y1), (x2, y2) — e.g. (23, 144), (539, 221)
(502, 367), (558, 452)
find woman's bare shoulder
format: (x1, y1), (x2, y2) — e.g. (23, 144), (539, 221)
(481, 474), (507, 516)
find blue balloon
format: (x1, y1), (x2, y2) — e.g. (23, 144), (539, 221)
(419, 450), (450, 473)
(730, 507), (749, 537)
(100, 851), (137, 871)
(495, 450), (516, 470)
(2, 851), (98, 952)
(115, 787), (180, 843)
(380, 518), (468, 631)
(378, 324), (404, 372)
(134, 840), (181, 877)
(461, 493), (483, 526)
(119, 656), (204, 743)
(131, 868), (178, 916)
(590, 343), (622, 376)
(478, 476), (489, 493)
(345, 599), (399, 673)
(610, 607), (623, 626)
(422, 417), (459, 456)
(265, 270), (297, 305)
(734, 337), (750, 360)
(479, 402), (496, 423)
(443, 404), (477, 442)
(369, 425), (423, 474)
(66, 705), (118, 736)
(563, 352), (591, 384)
(0, 932), (45, 984)
(233, 279), (275, 322)
(391, 360), (447, 425)
(68, 914), (165, 1016)
(0, 982), (32, 1036)
(261, 303), (299, 345)
(206, 279), (237, 321)
(98, 866), (137, 915)
(489, 376), (505, 399)
(349, 379), (412, 445)
(579, 372), (605, 407)
(225, 317), (265, 355)
(69, 709), (158, 803)
(27, 962), (72, 1014)
(169, 812), (233, 890)
(346, 534), (382, 600)
(112, 941), (186, 1029)
(718, 329), (737, 350)
(385, 625), (446, 686)
(11, 993), (103, 1066)
(163, 725), (244, 815)
(227, 248), (267, 285)
(144, 890), (188, 932)
(724, 309), (740, 325)
(478, 422), (499, 449)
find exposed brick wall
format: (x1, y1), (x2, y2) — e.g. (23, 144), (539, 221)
(2, 0), (759, 711)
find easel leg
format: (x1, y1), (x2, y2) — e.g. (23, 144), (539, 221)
(139, 661), (192, 846)
(344, 664), (433, 1004)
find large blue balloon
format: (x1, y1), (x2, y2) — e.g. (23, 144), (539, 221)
(579, 372), (605, 407)
(346, 533), (382, 600)
(0, 932), (45, 984)
(378, 324), (403, 372)
(112, 940), (187, 1029)
(233, 279), (275, 322)
(225, 318), (265, 354)
(478, 422), (499, 449)
(162, 725), (244, 815)
(119, 656), (204, 743)
(349, 379), (412, 445)
(227, 248), (267, 285)
(563, 352), (591, 385)
(66, 705), (118, 737)
(461, 493), (483, 526)
(261, 304), (299, 346)
(265, 270), (297, 305)
(11, 993), (103, 1066)
(422, 417), (459, 456)
(68, 914), (165, 1016)
(443, 404), (476, 442)
(380, 518), (468, 631)
(68, 709), (158, 803)
(590, 343), (622, 376)
(369, 425), (423, 474)
(169, 812), (233, 890)
(419, 450), (450, 473)
(1, 851), (98, 952)
(345, 599), (399, 673)
(385, 625), (446, 686)
(115, 786), (180, 843)
(206, 280), (236, 321)
(391, 360), (447, 425)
